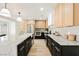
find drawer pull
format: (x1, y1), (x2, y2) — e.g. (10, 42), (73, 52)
(52, 43), (55, 46)
(55, 46), (60, 52)
(20, 46), (24, 51)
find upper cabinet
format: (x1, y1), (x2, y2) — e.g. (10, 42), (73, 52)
(53, 3), (79, 27)
(54, 4), (63, 27)
(45, 20), (48, 28)
(73, 4), (79, 26)
(35, 20), (48, 28)
(19, 20), (48, 33)
(53, 3), (73, 27)
(19, 20), (35, 33)
(63, 4), (73, 27)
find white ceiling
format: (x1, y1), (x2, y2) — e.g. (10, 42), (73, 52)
(0, 3), (58, 20)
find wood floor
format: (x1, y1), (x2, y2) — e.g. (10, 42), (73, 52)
(28, 39), (51, 56)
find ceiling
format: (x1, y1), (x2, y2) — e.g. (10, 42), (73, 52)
(0, 3), (58, 20)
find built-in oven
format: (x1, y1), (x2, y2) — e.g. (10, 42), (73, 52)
(35, 31), (41, 36)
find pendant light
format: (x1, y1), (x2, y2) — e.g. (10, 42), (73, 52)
(0, 3), (11, 17)
(16, 12), (22, 22)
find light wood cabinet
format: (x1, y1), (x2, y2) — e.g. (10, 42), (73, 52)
(54, 4), (63, 27)
(53, 3), (73, 27)
(63, 3), (73, 27)
(45, 20), (48, 28)
(19, 20), (48, 33)
(53, 3), (79, 27)
(19, 20), (35, 33)
(73, 4), (79, 26)
(35, 20), (48, 28)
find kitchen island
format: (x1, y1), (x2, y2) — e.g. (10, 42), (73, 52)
(0, 33), (33, 56)
(47, 34), (79, 56)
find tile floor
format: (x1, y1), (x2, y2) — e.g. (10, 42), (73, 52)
(28, 39), (51, 56)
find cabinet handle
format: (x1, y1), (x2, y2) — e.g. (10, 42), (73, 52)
(20, 46), (24, 51)
(55, 46), (60, 52)
(52, 43), (55, 46)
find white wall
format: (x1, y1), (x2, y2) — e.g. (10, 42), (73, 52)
(50, 26), (79, 36)
(0, 16), (16, 41)
(0, 22), (8, 35)
(48, 12), (52, 26)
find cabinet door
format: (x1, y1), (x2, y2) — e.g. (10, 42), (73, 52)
(54, 3), (73, 27)
(73, 4), (79, 26)
(35, 20), (46, 28)
(45, 20), (48, 28)
(54, 4), (63, 27)
(63, 3), (73, 26)
(24, 36), (32, 55)
(17, 41), (26, 56)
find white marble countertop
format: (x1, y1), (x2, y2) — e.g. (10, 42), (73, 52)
(0, 33), (33, 47)
(0, 33), (33, 56)
(15, 33), (33, 45)
(48, 34), (79, 46)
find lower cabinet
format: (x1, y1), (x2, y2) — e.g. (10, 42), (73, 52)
(47, 36), (61, 56)
(25, 36), (32, 55)
(61, 46), (79, 56)
(47, 35), (79, 56)
(17, 41), (26, 56)
(17, 36), (32, 56)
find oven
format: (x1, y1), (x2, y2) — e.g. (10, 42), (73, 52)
(35, 31), (41, 36)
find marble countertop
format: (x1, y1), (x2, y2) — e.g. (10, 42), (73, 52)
(48, 34), (79, 46)
(0, 33), (33, 47)
(15, 33), (33, 45)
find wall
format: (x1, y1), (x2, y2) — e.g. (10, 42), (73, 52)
(0, 22), (8, 35)
(19, 20), (26, 33)
(26, 20), (35, 33)
(0, 16), (16, 41)
(48, 12), (52, 26)
(50, 26), (79, 38)
(19, 20), (35, 34)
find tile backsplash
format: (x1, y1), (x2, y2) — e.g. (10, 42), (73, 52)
(50, 26), (79, 36)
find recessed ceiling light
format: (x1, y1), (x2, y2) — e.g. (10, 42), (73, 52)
(40, 8), (44, 11)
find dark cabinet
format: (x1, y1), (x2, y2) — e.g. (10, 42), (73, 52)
(47, 35), (79, 56)
(47, 36), (54, 55)
(17, 40), (26, 56)
(53, 46), (61, 56)
(47, 36), (61, 56)
(25, 36), (32, 55)
(17, 36), (32, 56)
(61, 46), (79, 56)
